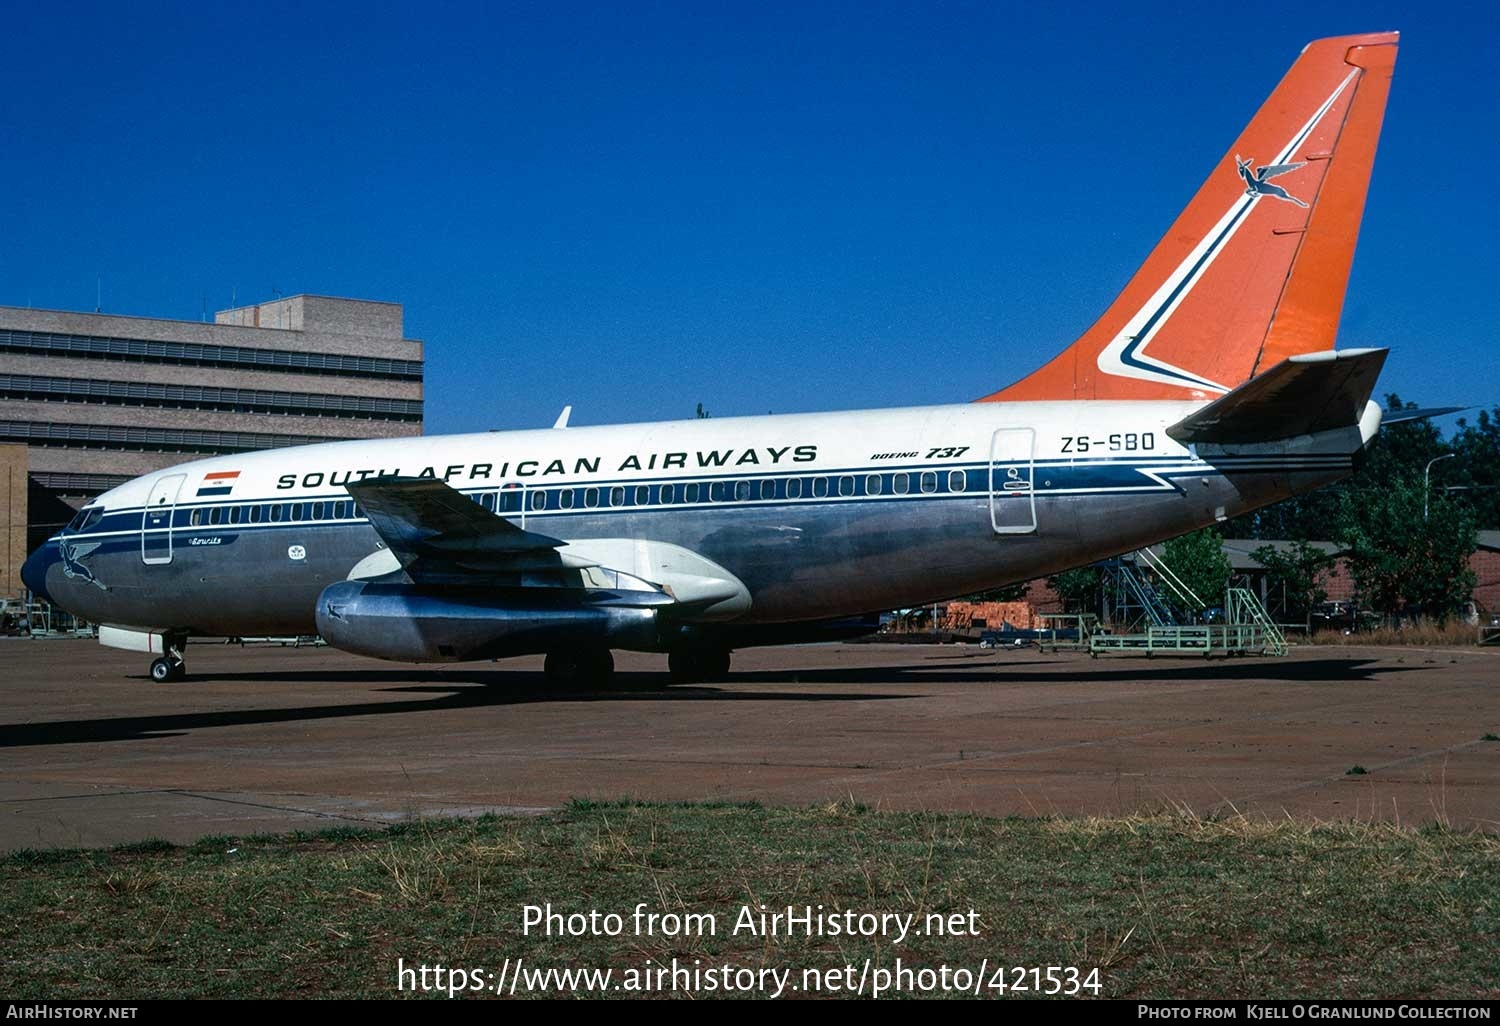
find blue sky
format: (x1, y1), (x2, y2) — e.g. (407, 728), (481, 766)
(1, 1), (1493, 435)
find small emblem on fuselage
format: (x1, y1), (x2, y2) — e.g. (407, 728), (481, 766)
(287, 545), (307, 561)
(1234, 155), (1308, 207)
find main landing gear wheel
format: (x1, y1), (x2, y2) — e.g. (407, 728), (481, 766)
(543, 648), (615, 689)
(667, 646), (731, 684)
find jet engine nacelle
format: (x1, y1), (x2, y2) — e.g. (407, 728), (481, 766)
(314, 580), (664, 663)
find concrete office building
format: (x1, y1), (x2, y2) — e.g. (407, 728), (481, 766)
(0, 294), (424, 599)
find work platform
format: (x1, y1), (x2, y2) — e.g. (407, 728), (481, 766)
(1088, 588), (1287, 658)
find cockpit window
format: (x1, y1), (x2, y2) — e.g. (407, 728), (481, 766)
(66, 507), (105, 533)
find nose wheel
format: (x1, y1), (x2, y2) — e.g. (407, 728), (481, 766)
(149, 635), (188, 682)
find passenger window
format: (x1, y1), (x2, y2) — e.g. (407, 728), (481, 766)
(532, 490), (547, 510)
(481, 493), (496, 512)
(584, 487), (599, 508)
(710, 481), (727, 502)
(313, 502), (324, 520)
(786, 478), (802, 499)
(610, 486), (625, 507)
(866, 474), (883, 495)
(839, 475), (854, 496)
(812, 477), (828, 498)
(191, 509), (203, 527)
(229, 506), (241, 525)
(560, 488), (575, 509)
(210, 506), (222, 526)
(291, 503), (303, 521)
(635, 486), (649, 505)
(685, 483), (700, 503)
(735, 480), (751, 501)
(893, 473), (909, 494)
(921, 471), (937, 493)
(249, 505), (261, 524)
(659, 484), (675, 504)
(949, 470), (966, 492)
(759, 479), (776, 500)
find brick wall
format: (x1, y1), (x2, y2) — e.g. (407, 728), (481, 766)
(0, 444), (26, 600)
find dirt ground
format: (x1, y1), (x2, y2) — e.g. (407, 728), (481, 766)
(0, 638), (1495, 849)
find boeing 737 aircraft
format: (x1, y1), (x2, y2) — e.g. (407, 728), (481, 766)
(23, 32), (1400, 686)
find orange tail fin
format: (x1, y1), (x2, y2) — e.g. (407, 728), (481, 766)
(980, 32), (1398, 403)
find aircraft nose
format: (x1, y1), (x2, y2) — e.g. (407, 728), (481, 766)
(21, 544), (54, 605)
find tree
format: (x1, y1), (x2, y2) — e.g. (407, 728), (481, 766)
(1160, 528), (1231, 613)
(1448, 406), (1500, 528)
(695, 403), (711, 419)
(1336, 475), (1477, 623)
(1251, 540), (1335, 630)
(961, 583), (1029, 602)
(1047, 566), (1101, 614)
(1222, 393), (1458, 540)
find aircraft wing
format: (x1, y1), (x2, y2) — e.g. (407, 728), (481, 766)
(345, 477), (577, 577)
(1166, 348), (1388, 445)
(344, 477), (747, 615)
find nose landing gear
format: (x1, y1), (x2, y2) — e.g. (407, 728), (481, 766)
(148, 634), (188, 683)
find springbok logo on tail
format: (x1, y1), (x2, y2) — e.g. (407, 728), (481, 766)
(1235, 156), (1308, 207)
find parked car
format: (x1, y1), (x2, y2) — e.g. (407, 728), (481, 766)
(1309, 601), (1378, 633)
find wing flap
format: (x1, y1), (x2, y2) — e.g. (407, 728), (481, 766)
(1166, 348), (1388, 444)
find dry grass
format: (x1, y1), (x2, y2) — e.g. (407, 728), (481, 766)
(1311, 621), (1485, 647)
(2, 803), (1497, 1000)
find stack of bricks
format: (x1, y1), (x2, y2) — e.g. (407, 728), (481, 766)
(941, 601), (1038, 632)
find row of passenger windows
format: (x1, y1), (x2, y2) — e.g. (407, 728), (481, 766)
(166, 469), (973, 528)
(187, 499), (359, 527)
(472, 470), (969, 513)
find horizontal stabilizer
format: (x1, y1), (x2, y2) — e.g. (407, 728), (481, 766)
(1383, 405), (1467, 425)
(1166, 348), (1387, 444)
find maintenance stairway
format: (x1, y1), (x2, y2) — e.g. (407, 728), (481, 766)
(1089, 547), (1287, 658)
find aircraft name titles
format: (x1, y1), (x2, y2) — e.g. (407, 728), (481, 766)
(275, 445), (819, 491)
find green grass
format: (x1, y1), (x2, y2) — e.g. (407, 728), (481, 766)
(1, 803), (1496, 999)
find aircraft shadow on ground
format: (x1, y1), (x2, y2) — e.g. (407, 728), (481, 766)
(726, 657), (1418, 686)
(0, 657), (1420, 748)
(0, 676), (914, 748)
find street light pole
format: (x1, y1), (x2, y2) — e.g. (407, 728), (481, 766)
(1424, 454), (1456, 520)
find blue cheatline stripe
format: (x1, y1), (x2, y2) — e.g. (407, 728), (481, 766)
(53, 452), (1354, 545)
(196, 486), (234, 496)
(74, 452), (1358, 524)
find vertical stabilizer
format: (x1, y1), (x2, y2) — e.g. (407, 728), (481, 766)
(980, 32), (1398, 403)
